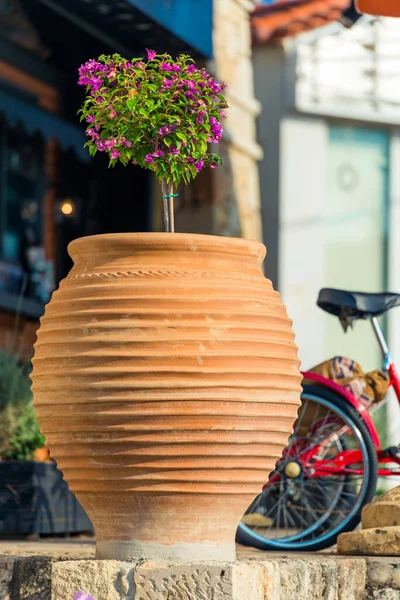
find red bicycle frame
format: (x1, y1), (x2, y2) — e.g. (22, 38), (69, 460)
(263, 317), (400, 489)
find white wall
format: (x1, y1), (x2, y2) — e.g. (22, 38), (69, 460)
(387, 130), (400, 445)
(278, 116), (328, 369)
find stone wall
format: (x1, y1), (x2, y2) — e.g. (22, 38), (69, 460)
(1, 554), (400, 599)
(212, 0), (263, 241)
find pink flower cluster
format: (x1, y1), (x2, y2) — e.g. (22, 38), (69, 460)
(78, 50), (227, 181)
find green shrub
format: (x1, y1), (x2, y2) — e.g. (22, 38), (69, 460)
(0, 349), (32, 410)
(0, 349), (45, 460)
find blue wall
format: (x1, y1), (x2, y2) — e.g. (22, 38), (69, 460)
(126, 0), (213, 58)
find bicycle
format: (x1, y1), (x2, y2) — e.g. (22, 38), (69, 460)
(236, 287), (400, 552)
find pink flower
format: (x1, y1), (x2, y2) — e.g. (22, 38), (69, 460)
(182, 80), (196, 90)
(86, 115), (95, 123)
(96, 140), (106, 151)
(209, 80), (221, 94)
(160, 62), (173, 72)
(168, 147), (180, 155)
(124, 140), (133, 148)
(210, 162), (218, 168)
(146, 49), (157, 61)
(110, 149), (121, 159)
(196, 110), (206, 124)
(159, 125), (170, 136)
(162, 79), (173, 89)
(152, 149), (165, 158)
(144, 154), (154, 163)
(86, 128), (100, 139)
(186, 64), (197, 74)
(109, 108), (117, 119)
(74, 592), (96, 600)
(104, 138), (116, 149)
(194, 160), (204, 172)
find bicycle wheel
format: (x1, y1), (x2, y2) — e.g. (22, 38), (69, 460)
(236, 385), (378, 551)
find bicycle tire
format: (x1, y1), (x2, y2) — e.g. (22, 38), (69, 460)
(236, 385), (378, 552)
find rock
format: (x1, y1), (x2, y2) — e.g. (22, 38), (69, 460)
(363, 488), (400, 529)
(338, 526), (400, 556)
(240, 513), (273, 527)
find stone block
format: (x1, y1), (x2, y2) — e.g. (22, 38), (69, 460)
(279, 559), (310, 600)
(363, 488), (400, 529)
(318, 559), (339, 600)
(12, 556), (53, 600)
(260, 561), (280, 600)
(52, 560), (135, 600)
(338, 527), (400, 556)
(370, 590), (400, 599)
(0, 556), (14, 600)
(231, 562), (263, 600)
(133, 562), (232, 600)
(336, 558), (366, 600)
(365, 558), (400, 599)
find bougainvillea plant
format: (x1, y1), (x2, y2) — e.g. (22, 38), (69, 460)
(78, 50), (228, 232)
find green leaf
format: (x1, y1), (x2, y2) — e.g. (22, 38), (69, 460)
(176, 132), (187, 142)
(198, 140), (208, 154)
(164, 137), (172, 147)
(127, 98), (137, 110)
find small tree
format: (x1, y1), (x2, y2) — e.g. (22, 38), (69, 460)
(78, 50), (228, 232)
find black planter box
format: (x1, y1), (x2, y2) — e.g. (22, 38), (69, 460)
(0, 461), (93, 536)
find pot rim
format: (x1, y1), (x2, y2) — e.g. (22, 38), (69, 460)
(68, 232), (266, 262)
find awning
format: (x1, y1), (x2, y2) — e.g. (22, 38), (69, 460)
(0, 88), (89, 162)
(125, 0), (213, 58)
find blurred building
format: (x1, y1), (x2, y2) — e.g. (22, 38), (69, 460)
(0, 0), (262, 358)
(253, 1), (400, 445)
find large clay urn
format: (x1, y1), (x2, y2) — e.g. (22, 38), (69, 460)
(31, 233), (301, 562)
(356, 0), (400, 16)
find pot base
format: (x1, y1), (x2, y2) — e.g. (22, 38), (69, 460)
(96, 539), (235, 563)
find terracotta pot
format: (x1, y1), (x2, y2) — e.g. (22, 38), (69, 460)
(356, 0), (400, 16)
(31, 233), (301, 562)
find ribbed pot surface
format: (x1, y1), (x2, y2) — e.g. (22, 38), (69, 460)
(31, 233), (301, 562)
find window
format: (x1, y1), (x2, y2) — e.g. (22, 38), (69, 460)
(0, 118), (46, 302)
